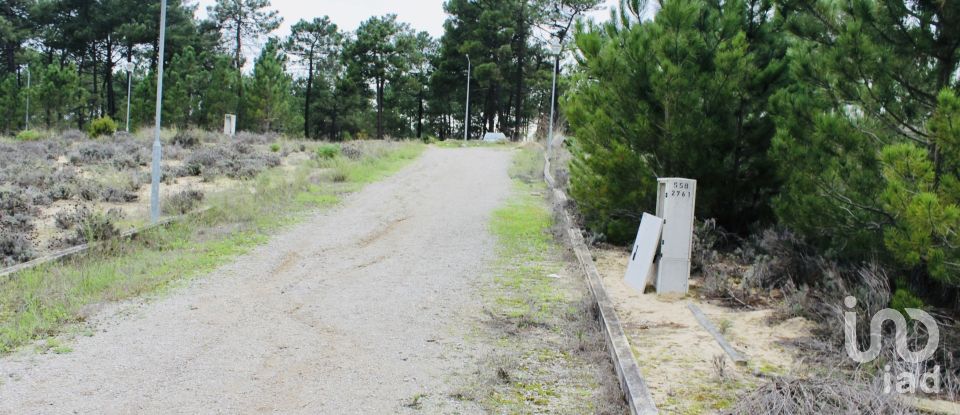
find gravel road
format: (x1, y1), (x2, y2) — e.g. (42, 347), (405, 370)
(0, 147), (513, 414)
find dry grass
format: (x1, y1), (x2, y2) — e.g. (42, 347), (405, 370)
(460, 146), (627, 414)
(729, 375), (912, 414)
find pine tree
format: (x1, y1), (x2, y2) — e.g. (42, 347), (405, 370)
(880, 90), (960, 289)
(349, 15), (413, 139)
(563, 0), (787, 242)
(287, 17), (340, 139)
(34, 63), (82, 129)
(248, 39), (292, 132)
(772, 0), (960, 298)
(209, 0), (281, 125)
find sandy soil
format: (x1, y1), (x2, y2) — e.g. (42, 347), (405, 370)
(0, 147), (513, 414)
(592, 247), (814, 413)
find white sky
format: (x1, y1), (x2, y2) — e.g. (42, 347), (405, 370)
(193, 0), (621, 39)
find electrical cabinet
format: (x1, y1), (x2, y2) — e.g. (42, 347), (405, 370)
(623, 213), (663, 292)
(654, 178), (697, 295)
(224, 114), (237, 137)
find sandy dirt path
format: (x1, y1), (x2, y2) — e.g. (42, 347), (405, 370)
(0, 147), (513, 414)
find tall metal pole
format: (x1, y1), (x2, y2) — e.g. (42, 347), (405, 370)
(547, 46), (560, 160)
(464, 55), (471, 142)
(126, 63), (132, 132)
(150, 0), (168, 223)
(24, 65), (30, 130)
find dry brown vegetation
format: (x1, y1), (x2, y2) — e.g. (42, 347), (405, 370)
(0, 129), (310, 267)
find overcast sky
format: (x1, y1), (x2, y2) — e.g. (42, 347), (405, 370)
(193, 0), (622, 39)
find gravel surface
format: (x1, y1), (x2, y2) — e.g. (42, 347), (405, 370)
(0, 147), (513, 414)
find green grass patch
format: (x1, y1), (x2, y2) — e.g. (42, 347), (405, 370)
(15, 129), (44, 141)
(0, 141), (425, 354)
(474, 147), (614, 414)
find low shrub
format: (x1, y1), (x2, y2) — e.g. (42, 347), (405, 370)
(183, 142), (281, 179)
(59, 129), (86, 141)
(7, 166), (54, 188)
(111, 131), (134, 140)
(1, 213), (35, 234)
(54, 205), (91, 230)
(0, 233), (34, 267)
(29, 191), (52, 207)
(340, 142), (365, 160)
(172, 129), (202, 148)
(0, 188), (35, 217)
(316, 144), (340, 160)
(70, 142), (116, 164)
(76, 181), (104, 201)
(729, 375), (908, 414)
(72, 209), (123, 244)
(0, 188), (37, 266)
(111, 153), (139, 169)
(46, 183), (73, 201)
(163, 189), (204, 215)
(100, 186), (138, 203)
(330, 170), (348, 183)
(15, 130), (43, 141)
(234, 131), (274, 144)
(270, 143), (281, 153)
(88, 116), (118, 138)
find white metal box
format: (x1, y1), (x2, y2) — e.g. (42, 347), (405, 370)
(654, 178), (697, 295)
(223, 114), (237, 136)
(623, 213), (663, 292)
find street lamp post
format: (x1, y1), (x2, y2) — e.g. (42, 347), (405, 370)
(547, 42), (561, 160)
(24, 65), (30, 130)
(150, 0), (168, 223)
(464, 54), (471, 142)
(123, 60), (133, 132)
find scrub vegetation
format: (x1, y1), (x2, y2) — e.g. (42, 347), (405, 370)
(0, 140), (424, 354)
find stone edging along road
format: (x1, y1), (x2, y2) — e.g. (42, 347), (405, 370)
(0, 208), (208, 281)
(543, 154), (660, 415)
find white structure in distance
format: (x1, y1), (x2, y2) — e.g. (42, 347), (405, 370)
(482, 132), (507, 142)
(223, 114), (237, 137)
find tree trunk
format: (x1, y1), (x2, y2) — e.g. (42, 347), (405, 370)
(376, 77), (385, 139)
(91, 44), (99, 119)
(304, 51), (314, 139)
(416, 88), (423, 139)
(512, 3), (528, 139)
(3, 43), (16, 74)
(235, 23), (244, 124)
(106, 35), (116, 117)
(931, 52), (958, 190)
(76, 55), (87, 129)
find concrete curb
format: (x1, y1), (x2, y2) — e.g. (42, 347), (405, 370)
(543, 155), (659, 415)
(0, 209), (206, 280)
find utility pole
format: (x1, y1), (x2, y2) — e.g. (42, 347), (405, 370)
(464, 54), (471, 142)
(150, 0), (168, 223)
(547, 42), (561, 160)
